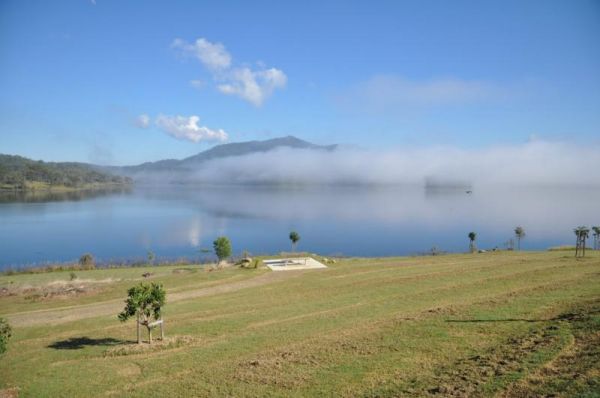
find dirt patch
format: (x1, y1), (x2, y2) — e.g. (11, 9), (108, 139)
(117, 363), (142, 377)
(422, 325), (562, 396)
(235, 349), (319, 388)
(1, 278), (117, 301)
(501, 301), (600, 397)
(412, 301), (600, 397)
(172, 268), (197, 274)
(0, 387), (19, 398)
(0, 287), (16, 298)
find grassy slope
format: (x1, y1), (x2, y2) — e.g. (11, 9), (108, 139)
(0, 252), (599, 397)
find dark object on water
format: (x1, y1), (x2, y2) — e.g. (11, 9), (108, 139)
(466, 190), (472, 194)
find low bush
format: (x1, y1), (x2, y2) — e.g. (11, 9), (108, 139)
(0, 317), (11, 354)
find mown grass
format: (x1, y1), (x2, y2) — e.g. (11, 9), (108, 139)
(1, 251), (599, 397)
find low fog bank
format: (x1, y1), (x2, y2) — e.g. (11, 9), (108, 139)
(133, 141), (600, 187)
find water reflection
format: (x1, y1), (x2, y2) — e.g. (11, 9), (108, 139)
(0, 185), (598, 268)
(0, 187), (132, 203)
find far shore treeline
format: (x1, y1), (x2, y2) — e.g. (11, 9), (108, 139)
(0, 154), (131, 190)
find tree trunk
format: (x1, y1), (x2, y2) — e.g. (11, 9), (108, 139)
(517, 237), (520, 251)
(137, 313), (141, 344)
(148, 326), (152, 344)
(469, 241), (476, 253)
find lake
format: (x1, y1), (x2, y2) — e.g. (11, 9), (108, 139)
(0, 185), (597, 269)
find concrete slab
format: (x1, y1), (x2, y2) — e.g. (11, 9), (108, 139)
(265, 257), (328, 271)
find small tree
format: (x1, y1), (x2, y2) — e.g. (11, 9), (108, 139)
(468, 232), (477, 253)
(147, 250), (156, 266)
(574, 226), (590, 258)
(79, 253), (95, 269)
(514, 226), (526, 251)
(0, 317), (12, 354)
(118, 283), (166, 344)
(289, 231), (300, 252)
(592, 226), (600, 250)
(213, 236), (232, 266)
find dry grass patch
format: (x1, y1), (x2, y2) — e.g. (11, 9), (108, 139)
(0, 278), (118, 302)
(104, 335), (199, 357)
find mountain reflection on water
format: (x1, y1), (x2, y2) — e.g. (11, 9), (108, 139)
(0, 184), (597, 269)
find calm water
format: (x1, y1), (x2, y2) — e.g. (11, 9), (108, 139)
(0, 185), (597, 269)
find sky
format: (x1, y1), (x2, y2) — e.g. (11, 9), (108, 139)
(1, 0), (599, 165)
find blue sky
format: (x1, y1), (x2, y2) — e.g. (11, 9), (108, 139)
(1, 0), (599, 165)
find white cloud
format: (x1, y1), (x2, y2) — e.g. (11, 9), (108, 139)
(172, 38), (231, 70)
(172, 37), (287, 106)
(155, 114), (228, 143)
(217, 67), (287, 106)
(135, 114), (151, 128)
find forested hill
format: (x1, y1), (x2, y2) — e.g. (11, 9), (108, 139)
(0, 154), (132, 190)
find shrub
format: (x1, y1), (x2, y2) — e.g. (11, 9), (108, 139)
(213, 237), (232, 264)
(79, 253), (95, 269)
(69, 272), (77, 281)
(0, 318), (11, 354)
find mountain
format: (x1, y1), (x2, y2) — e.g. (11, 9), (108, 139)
(0, 137), (337, 188)
(116, 136), (337, 174)
(182, 135), (336, 165)
(0, 154), (132, 190)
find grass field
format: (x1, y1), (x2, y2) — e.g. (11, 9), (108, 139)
(1, 251), (599, 397)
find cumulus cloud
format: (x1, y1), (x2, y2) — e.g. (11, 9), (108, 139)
(172, 38), (231, 70)
(135, 114), (151, 128)
(172, 37), (287, 106)
(181, 140), (600, 187)
(217, 67), (287, 106)
(155, 114), (228, 143)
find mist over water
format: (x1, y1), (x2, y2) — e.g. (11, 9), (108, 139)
(0, 184), (597, 269)
(133, 141), (600, 187)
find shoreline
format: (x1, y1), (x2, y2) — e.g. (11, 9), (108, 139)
(2, 248), (585, 276)
(0, 182), (131, 192)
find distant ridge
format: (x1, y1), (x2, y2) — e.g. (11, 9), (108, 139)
(116, 136), (337, 174)
(0, 154), (131, 190)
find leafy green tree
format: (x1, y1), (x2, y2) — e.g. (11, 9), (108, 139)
(118, 283), (166, 344)
(0, 317), (12, 354)
(592, 226), (600, 250)
(468, 232), (477, 253)
(213, 236), (232, 265)
(289, 231), (300, 252)
(514, 226), (526, 250)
